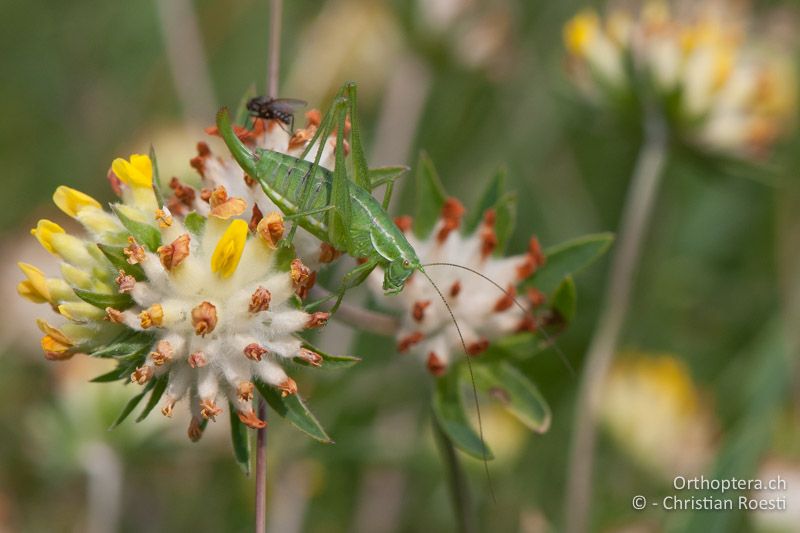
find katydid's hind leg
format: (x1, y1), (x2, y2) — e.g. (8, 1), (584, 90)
(330, 259), (378, 313)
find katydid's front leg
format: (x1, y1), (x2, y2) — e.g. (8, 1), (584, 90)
(329, 259), (378, 313)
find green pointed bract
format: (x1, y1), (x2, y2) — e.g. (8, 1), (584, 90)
(254, 380), (332, 443)
(527, 232), (614, 295)
(111, 204), (162, 252)
(73, 288), (134, 311)
(97, 243), (146, 280)
(413, 152), (447, 238)
(229, 404), (252, 475)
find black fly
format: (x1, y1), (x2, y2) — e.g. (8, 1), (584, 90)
(246, 96), (307, 132)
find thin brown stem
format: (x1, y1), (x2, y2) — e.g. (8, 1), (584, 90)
(256, 1), (283, 532)
(255, 401), (269, 533)
(564, 111), (668, 533)
(267, 0), (283, 99)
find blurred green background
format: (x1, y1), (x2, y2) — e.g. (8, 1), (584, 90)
(1, 0), (798, 531)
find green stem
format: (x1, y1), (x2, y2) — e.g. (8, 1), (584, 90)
(564, 110), (668, 533)
(433, 415), (477, 533)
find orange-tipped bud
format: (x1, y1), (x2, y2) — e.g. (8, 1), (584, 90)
(238, 409), (267, 429)
(397, 331), (424, 353)
(427, 352), (446, 377)
(249, 287), (271, 313)
(187, 351), (207, 368)
(131, 365), (154, 385)
(277, 378), (298, 397)
(115, 270), (136, 293)
(158, 233), (191, 271)
(412, 300), (432, 322)
(123, 237), (146, 265)
(191, 301), (217, 336)
(199, 399), (222, 421)
(243, 343), (267, 361)
(305, 312), (329, 329)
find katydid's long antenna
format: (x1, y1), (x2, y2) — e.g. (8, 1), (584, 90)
(423, 262), (575, 376)
(420, 269), (496, 504)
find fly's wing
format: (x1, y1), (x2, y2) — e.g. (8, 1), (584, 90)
(269, 98), (307, 114)
(327, 100), (353, 251)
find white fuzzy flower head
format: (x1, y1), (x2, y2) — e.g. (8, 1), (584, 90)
(368, 198), (547, 376)
(564, 0), (796, 157)
(18, 152), (328, 440)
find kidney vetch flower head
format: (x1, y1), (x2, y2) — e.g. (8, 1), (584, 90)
(367, 159), (554, 377)
(564, 0), (796, 157)
(18, 152), (333, 440)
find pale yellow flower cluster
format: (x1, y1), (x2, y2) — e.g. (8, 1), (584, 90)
(600, 353), (717, 478)
(564, 0), (795, 156)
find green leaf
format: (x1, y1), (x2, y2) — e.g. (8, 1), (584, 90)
(369, 166), (410, 190)
(97, 244), (146, 280)
(254, 381), (333, 443)
(228, 403), (252, 475)
(89, 330), (155, 358)
(108, 381), (154, 429)
(413, 152), (447, 238)
(551, 276), (577, 323)
(528, 232), (614, 294)
(465, 167), (506, 233)
(471, 362), (551, 433)
(183, 212), (206, 235)
(136, 375), (168, 422)
(90, 365), (133, 383)
(112, 205), (162, 252)
(296, 342), (361, 369)
(432, 371), (494, 460)
(344, 83), (371, 191)
(493, 192), (517, 255)
(73, 288), (134, 310)
(149, 145), (165, 208)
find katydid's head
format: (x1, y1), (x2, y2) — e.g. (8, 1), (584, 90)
(383, 257), (418, 294)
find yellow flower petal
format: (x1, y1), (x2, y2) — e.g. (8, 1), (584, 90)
(564, 9), (599, 57)
(17, 262), (51, 303)
(17, 281), (48, 304)
(30, 220), (66, 255)
(53, 186), (101, 218)
(211, 219), (249, 278)
(111, 154), (153, 188)
(41, 335), (74, 360)
(36, 319), (73, 345)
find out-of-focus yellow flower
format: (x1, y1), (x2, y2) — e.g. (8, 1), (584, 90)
(600, 353), (716, 479)
(563, 0), (796, 157)
(564, 10), (599, 57)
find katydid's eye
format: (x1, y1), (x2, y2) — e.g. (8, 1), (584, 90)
(402, 259), (411, 268)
